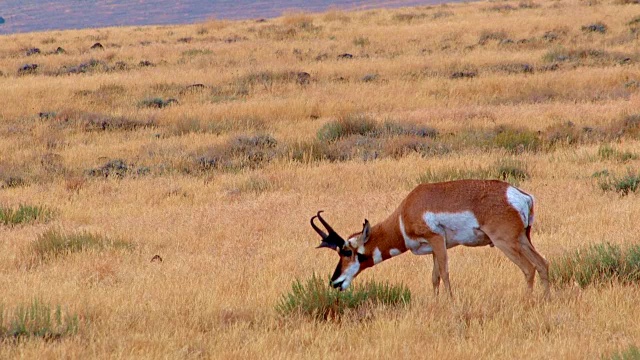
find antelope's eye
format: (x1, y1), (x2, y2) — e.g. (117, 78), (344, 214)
(357, 254), (368, 263)
(340, 249), (352, 257)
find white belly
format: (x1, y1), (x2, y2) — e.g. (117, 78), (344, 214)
(399, 212), (490, 256)
(424, 211), (481, 245)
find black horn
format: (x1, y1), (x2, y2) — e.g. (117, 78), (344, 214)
(310, 211), (345, 250)
(316, 211), (337, 235)
(310, 213), (328, 239)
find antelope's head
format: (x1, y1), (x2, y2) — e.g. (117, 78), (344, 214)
(311, 211), (372, 291)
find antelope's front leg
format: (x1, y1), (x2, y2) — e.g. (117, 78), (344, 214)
(431, 255), (440, 296)
(429, 235), (452, 297)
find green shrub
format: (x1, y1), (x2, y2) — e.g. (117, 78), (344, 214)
(276, 273), (411, 321)
(550, 242), (640, 287)
(608, 345), (640, 360)
(0, 204), (54, 226)
(30, 229), (132, 264)
(0, 299), (78, 341)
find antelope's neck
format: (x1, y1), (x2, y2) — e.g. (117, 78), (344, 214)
(366, 214), (407, 264)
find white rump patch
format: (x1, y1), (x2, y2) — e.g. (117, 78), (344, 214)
(424, 211), (480, 245)
(389, 248), (402, 257)
(506, 186), (534, 227)
(373, 247), (382, 264)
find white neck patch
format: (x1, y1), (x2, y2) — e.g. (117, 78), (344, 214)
(333, 259), (360, 290)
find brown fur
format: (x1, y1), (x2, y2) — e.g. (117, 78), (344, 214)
(338, 179), (550, 298)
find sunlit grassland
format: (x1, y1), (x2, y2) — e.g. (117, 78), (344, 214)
(1, 0), (640, 358)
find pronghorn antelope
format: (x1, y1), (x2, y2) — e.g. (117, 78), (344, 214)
(311, 179), (550, 297)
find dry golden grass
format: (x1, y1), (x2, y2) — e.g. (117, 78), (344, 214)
(1, 0), (640, 358)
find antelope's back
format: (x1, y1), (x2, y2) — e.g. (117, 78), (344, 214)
(401, 179), (530, 228)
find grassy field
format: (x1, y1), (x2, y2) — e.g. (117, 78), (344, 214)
(1, 0), (640, 358)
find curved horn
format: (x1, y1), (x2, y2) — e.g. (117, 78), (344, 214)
(316, 211), (337, 235)
(310, 214), (328, 239)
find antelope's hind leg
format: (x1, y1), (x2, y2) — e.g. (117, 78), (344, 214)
(488, 233), (537, 293)
(518, 233), (550, 298)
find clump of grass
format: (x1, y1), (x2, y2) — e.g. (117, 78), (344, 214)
(317, 114), (378, 142)
(381, 121), (437, 138)
(609, 114), (640, 139)
(0, 299), (79, 341)
(48, 110), (156, 131)
(597, 169), (640, 195)
(276, 273), (411, 321)
(608, 345), (640, 360)
(417, 159), (529, 186)
(392, 12), (428, 22)
(384, 136), (449, 159)
(493, 125), (541, 152)
(317, 115), (437, 143)
(29, 229), (132, 265)
(550, 242), (640, 288)
(228, 175), (274, 194)
(139, 97), (178, 108)
(0, 204), (54, 226)
(353, 36), (370, 47)
(417, 167), (496, 184)
(496, 159), (530, 184)
(168, 116), (264, 136)
(598, 145), (638, 162)
(543, 122), (588, 147)
(195, 134), (279, 171)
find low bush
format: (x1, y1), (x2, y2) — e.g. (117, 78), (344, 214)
(276, 273), (411, 321)
(550, 242), (640, 287)
(0, 299), (79, 341)
(0, 204), (54, 226)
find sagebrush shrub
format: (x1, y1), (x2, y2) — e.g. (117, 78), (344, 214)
(550, 242), (640, 287)
(276, 274), (411, 320)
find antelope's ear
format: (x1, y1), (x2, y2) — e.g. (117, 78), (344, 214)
(360, 219), (371, 245)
